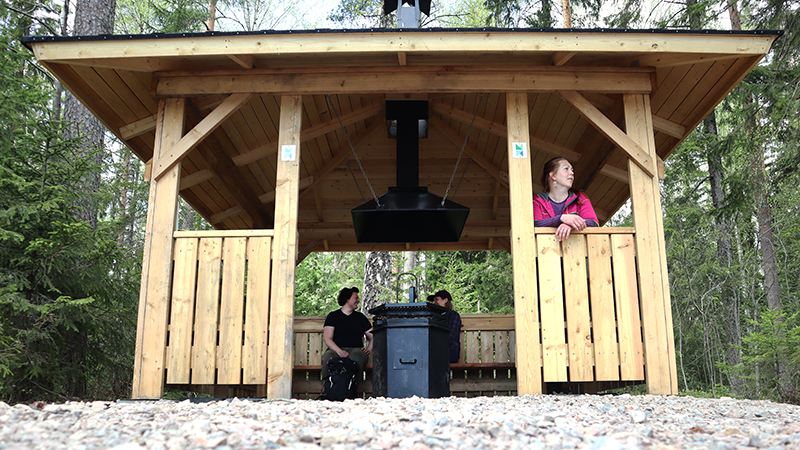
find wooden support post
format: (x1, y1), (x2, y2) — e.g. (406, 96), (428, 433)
(268, 95), (302, 399)
(623, 94), (678, 395)
(132, 98), (185, 399)
(506, 92), (542, 395)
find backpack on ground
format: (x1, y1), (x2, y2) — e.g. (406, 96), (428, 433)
(321, 357), (359, 401)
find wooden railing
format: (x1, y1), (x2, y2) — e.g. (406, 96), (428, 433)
(533, 227), (644, 384)
(164, 230), (273, 396)
(162, 227), (645, 397)
(292, 314), (518, 398)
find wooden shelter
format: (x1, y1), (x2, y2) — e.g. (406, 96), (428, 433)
(24, 27), (779, 399)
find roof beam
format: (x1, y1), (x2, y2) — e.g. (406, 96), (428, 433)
(30, 32), (776, 62)
(227, 54), (254, 69)
(153, 92), (252, 181)
(156, 67), (653, 97)
(433, 102), (629, 183)
(558, 90), (655, 178)
(120, 114), (157, 140)
(652, 115), (687, 139)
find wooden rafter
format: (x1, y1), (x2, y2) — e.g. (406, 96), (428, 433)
(433, 101), (629, 184)
(558, 90), (655, 178)
(179, 103), (383, 191)
(120, 114), (157, 140)
(153, 93), (252, 181)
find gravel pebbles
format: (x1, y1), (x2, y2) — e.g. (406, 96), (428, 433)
(1, 394), (799, 449)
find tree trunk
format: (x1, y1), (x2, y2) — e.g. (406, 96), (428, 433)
(59, 0), (116, 398)
(401, 251), (417, 300)
(361, 251), (392, 314)
(207, 0), (218, 31)
(63, 0), (116, 229)
(52, 0), (70, 121)
(704, 113), (744, 393)
(561, 0), (571, 27)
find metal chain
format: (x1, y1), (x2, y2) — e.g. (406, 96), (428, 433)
(450, 157), (472, 202)
(325, 94), (381, 206)
(345, 158), (366, 203)
(441, 93), (484, 206)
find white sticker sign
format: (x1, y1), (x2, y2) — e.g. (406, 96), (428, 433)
(512, 142), (528, 159)
(281, 144), (297, 162)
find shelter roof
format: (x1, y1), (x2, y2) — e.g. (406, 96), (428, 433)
(23, 28), (781, 252)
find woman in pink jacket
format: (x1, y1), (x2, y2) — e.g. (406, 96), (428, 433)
(533, 157), (599, 241)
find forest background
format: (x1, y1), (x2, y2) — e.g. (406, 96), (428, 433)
(1, 0), (799, 404)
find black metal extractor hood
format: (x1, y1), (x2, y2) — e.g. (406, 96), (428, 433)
(352, 100), (470, 244)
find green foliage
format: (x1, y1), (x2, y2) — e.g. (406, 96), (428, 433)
(421, 251), (514, 314)
(116, 0), (209, 34)
(0, 33), (140, 402)
(295, 252), (366, 315)
(730, 309), (800, 401)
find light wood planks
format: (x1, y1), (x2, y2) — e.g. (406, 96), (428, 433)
(587, 234), (620, 381)
(242, 237), (272, 384)
(31, 32), (776, 63)
(153, 93), (252, 181)
(610, 234), (644, 381)
(166, 238), (198, 384)
(536, 234), (568, 382)
(192, 237), (223, 384)
(218, 237), (247, 384)
(157, 69), (653, 97)
(506, 92), (542, 395)
(268, 95), (303, 399)
(562, 235), (593, 382)
(624, 94), (677, 394)
(558, 90), (654, 178)
(132, 98), (184, 399)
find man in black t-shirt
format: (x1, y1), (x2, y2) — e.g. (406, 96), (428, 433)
(321, 287), (373, 379)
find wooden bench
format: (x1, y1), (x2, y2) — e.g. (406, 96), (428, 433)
(292, 314), (517, 399)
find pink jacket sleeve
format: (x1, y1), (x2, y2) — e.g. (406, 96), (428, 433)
(533, 195), (550, 221)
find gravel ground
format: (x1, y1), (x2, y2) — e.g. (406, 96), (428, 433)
(1, 394), (799, 450)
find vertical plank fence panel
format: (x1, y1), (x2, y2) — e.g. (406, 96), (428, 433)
(563, 234), (593, 381)
(587, 234), (620, 381)
(537, 234), (568, 382)
(218, 237), (247, 384)
(242, 237), (272, 384)
(191, 237), (222, 384)
(166, 238), (198, 384)
(481, 331), (494, 363)
(610, 234), (645, 380)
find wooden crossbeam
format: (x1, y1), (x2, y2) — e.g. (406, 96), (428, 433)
(652, 115), (686, 139)
(153, 93), (252, 181)
(157, 67), (653, 96)
(179, 103), (383, 192)
(227, 54), (254, 69)
(433, 102), (629, 184)
(558, 90), (655, 178)
(120, 114), (157, 140)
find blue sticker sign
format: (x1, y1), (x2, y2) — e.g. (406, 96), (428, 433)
(512, 142), (527, 159)
(281, 145), (297, 162)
